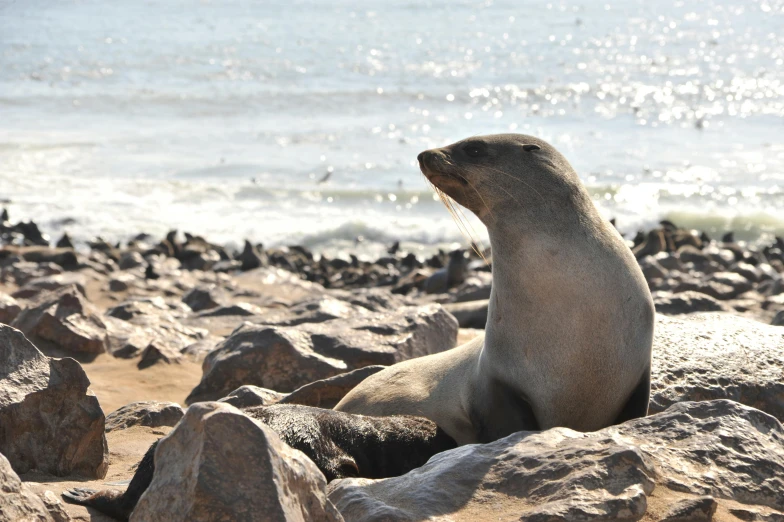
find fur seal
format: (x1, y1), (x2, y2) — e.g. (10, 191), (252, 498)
(62, 404), (455, 521)
(336, 134), (655, 444)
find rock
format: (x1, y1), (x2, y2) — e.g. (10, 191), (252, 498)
(280, 366), (387, 409)
(0, 260), (62, 287)
(0, 292), (21, 324)
(328, 401), (784, 521)
(118, 251), (145, 270)
(12, 272), (88, 300)
(650, 313), (784, 421)
(108, 273), (137, 292)
(194, 303), (262, 317)
(774, 311), (784, 326)
(639, 256), (668, 280)
(652, 252), (684, 272)
(11, 285), (109, 354)
(652, 290), (731, 315)
(187, 304), (456, 404)
(182, 286), (222, 312)
(129, 402), (343, 522)
(105, 297), (207, 358)
(105, 401), (185, 432)
(13, 247), (79, 270)
(218, 385), (287, 408)
(673, 278), (740, 300)
(39, 490), (70, 522)
(295, 304), (458, 369)
(0, 453), (55, 522)
(0, 325), (107, 478)
(442, 299), (488, 328)
(266, 295), (371, 326)
(185, 326), (348, 404)
(660, 496), (717, 522)
(137, 341), (183, 369)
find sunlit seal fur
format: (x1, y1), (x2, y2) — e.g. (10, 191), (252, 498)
(336, 134), (655, 445)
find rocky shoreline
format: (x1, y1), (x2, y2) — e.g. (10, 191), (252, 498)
(1, 210), (784, 521)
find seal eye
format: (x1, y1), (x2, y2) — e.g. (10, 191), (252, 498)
(463, 142), (486, 158)
(523, 144), (541, 152)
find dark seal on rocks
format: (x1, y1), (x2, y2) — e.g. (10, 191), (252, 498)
(62, 404), (456, 521)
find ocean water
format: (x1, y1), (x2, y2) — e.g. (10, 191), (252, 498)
(1, 0), (783, 257)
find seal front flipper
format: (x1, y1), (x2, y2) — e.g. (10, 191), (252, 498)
(61, 439), (158, 522)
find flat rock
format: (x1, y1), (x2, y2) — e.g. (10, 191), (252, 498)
(280, 366), (387, 409)
(651, 313), (784, 421)
(0, 452), (55, 522)
(218, 385), (287, 408)
(652, 290), (731, 315)
(11, 285), (109, 354)
(130, 402), (343, 522)
(328, 400), (784, 521)
(105, 401), (185, 432)
(182, 286), (223, 312)
(0, 325), (107, 478)
(442, 299), (488, 328)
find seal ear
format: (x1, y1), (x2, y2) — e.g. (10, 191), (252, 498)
(334, 457), (360, 478)
(522, 144), (541, 152)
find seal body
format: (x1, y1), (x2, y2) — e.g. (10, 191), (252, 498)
(62, 404), (455, 521)
(336, 134), (655, 445)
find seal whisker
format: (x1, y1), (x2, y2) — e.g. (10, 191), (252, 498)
(467, 163), (546, 203)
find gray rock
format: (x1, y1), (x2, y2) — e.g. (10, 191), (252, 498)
(129, 402), (343, 522)
(195, 303), (262, 317)
(280, 366), (387, 409)
(39, 490), (71, 522)
(185, 326), (348, 404)
(11, 285), (109, 354)
(105, 297), (207, 358)
(296, 304), (458, 369)
(651, 313), (784, 421)
(105, 401), (185, 432)
(118, 251), (145, 270)
(108, 273), (137, 292)
(774, 311), (784, 326)
(0, 452), (55, 522)
(182, 286), (222, 312)
(328, 401), (784, 522)
(186, 304), (457, 404)
(442, 299), (488, 328)
(0, 292), (21, 325)
(660, 496), (717, 522)
(652, 290), (731, 315)
(12, 272), (88, 300)
(137, 341), (183, 369)
(639, 256), (668, 280)
(0, 325), (107, 478)
(652, 252), (684, 272)
(218, 385), (287, 408)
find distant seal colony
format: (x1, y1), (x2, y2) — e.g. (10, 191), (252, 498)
(336, 134), (655, 444)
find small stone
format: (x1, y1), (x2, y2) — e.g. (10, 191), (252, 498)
(218, 386), (287, 408)
(138, 341), (183, 369)
(182, 287), (222, 312)
(661, 496), (717, 522)
(105, 401), (185, 432)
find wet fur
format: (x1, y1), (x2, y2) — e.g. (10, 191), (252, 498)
(62, 404), (456, 521)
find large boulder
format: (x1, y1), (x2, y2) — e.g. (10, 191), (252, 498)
(0, 325), (107, 478)
(329, 400), (784, 521)
(130, 402), (344, 522)
(185, 304), (457, 404)
(651, 313), (784, 421)
(0, 452), (55, 522)
(185, 326), (348, 404)
(11, 285), (109, 354)
(105, 401), (185, 432)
